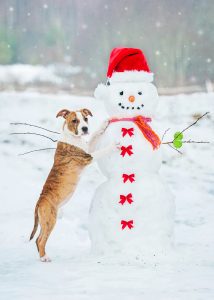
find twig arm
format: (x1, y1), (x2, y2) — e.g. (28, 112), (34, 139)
(161, 112), (210, 150)
(171, 112), (210, 142)
(10, 132), (58, 143)
(162, 140), (209, 145)
(161, 128), (170, 142)
(10, 122), (60, 134)
(18, 148), (56, 156)
(167, 143), (183, 155)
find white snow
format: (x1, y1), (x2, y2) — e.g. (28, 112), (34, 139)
(0, 91), (214, 299)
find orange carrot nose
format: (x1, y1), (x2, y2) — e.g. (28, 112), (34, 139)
(128, 95), (135, 102)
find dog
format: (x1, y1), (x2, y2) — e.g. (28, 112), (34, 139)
(30, 108), (116, 262)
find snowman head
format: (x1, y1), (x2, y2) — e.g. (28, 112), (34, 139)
(95, 81), (158, 118)
(94, 48), (159, 118)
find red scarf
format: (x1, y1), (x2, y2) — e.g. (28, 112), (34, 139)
(110, 116), (161, 150)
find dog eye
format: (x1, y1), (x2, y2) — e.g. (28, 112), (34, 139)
(84, 117), (88, 122)
(72, 119), (78, 123)
(119, 91), (123, 96)
(138, 92), (142, 95)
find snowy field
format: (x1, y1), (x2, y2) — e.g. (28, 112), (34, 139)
(0, 91), (214, 299)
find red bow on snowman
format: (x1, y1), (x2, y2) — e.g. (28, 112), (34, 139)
(121, 220), (134, 230)
(122, 173), (135, 183)
(120, 145), (133, 157)
(121, 127), (134, 137)
(119, 193), (133, 205)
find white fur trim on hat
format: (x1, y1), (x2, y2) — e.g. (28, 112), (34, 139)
(109, 70), (154, 83)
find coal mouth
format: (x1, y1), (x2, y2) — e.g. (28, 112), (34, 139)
(118, 102), (144, 110)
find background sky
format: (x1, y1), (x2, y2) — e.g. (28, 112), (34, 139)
(0, 0), (213, 91)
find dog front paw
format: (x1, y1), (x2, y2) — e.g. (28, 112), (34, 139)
(116, 141), (121, 147)
(100, 119), (110, 133)
(114, 141), (121, 151)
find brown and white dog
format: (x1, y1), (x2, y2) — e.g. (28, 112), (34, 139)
(30, 108), (115, 262)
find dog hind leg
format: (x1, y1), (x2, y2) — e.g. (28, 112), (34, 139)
(36, 202), (57, 262)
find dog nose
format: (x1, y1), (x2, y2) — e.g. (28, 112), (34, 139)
(128, 95), (135, 102)
(82, 126), (88, 133)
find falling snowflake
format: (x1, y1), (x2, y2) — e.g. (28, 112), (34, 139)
(155, 50), (160, 56)
(155, 22), (161, 28)
(43, 4), (48, 9)
(64, 55), (71, 63)
(27, 12), (31, 17)
(124, 7), (128, 11)
(190, 76), (197, 83)
(163, 62), (167, 67)
(9, 6), (14, 12)
(197, 30), (204, 36)
(206, 58), (212, 63)
(81, 24), (88, 30)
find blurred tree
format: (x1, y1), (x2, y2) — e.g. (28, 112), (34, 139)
(0, 27), (17, 63)
(0, 0), (213, 89)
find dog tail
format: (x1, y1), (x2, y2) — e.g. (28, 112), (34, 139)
(29, 204), (39, 241)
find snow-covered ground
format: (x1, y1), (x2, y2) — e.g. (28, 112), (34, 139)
(0, 91), (214, 299)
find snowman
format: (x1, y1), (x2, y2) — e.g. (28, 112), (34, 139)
(89, 48), (175, 259)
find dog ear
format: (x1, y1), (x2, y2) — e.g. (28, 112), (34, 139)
(56, 109), (70, 119)
(82, 108), (93, 117)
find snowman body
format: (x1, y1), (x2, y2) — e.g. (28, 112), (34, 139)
(89, 71), (175, 258)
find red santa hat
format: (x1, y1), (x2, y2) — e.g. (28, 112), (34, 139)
(107, 47), (153, 83)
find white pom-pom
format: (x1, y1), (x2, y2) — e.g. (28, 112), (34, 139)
(94, 83), (108, 100)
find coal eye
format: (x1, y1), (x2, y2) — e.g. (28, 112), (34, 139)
(119, 91), (124, 96)
(72, 119), (78, 123)
(138, 92), (142, 95)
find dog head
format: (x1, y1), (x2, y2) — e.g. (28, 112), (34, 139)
(56, 108), (93, 136)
